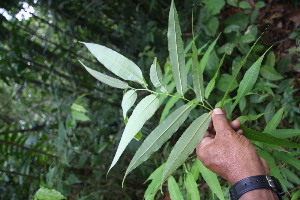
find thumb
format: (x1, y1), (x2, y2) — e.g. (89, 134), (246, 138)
(212, 108), (234, 136)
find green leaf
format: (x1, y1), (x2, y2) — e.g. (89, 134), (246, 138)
(264, 102), (275, 123)
(192, 42), (204, 102)
(291, 190), (300, 200)
(200, 34), (220, 73)
(226, 0), (238, 7)
(144, 164), (165, 200)
(239, 1), (251, 9)
(274, 151), (300, 171)
(282, 167), (300, 185)
(266, 51), (276, 67)
(168, 0), (187, 95)
(184, 173), (200, 200)
(124, 102), (196, 183)
(79, 60), (129, 89)
(134, 131), (143, 141)
(109, 95), (159, 173)
(258, 150), (287, 192)
(196, 160), (225, 200)
(168, 176), (184, 200)
(203, 0), (225, 15)
(80, 42), (145, 85)
(264, 107), (284, 132)
(255, 1), (266, 8)
(205, 53), (226, 99)
(217, 74), (238, 92)
(159, 93), (180, 123)
(237, 113), (264, 124)
(71, 103), (88, 113)
(191, 160), (200, 181)
(260, 65), (283, 81)
(34, 187), (66, 200)
(265, 129), (300, 139)
(162, 113), (211, 184)
(231, 50), (269, 113)
(150, 58), (167, 93)
(71, 110), (90, 121)
(241, 126), (300, 148)
(121, 90), (137, 119)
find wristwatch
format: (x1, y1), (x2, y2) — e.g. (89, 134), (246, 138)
(229, 175), (285, 200)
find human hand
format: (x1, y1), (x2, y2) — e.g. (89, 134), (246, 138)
(196, 108), (270, 185)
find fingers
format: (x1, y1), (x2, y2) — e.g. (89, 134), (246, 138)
(236, 129), (243, 135)
(230, 120), (241, 130)
(260, 157), (270, 174)
(212, 108), (234, 136)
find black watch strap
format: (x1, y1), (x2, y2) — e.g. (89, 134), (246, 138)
(229, 175), (285, 200)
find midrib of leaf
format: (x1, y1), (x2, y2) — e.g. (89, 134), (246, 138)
(154, 61), (165, 90)
(192, 43), (204, 102)
(125, 105), (192, 177)
(123, 91), (136, 106)
(162, 113), (211, 182)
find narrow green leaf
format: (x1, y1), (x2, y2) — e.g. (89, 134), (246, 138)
(192, 42), (205, 102)
(144, 164), (166, 200)
(231, 49), (269, 113)
(205, 53), (226, 99)
(72, 110), (90, 121)
(274, 151), (300, 171)
(109, 95), (159, 173)
(79, 60), (129, 89)
(291, 190), (300, 200)
(124, 102), (196, 183)
(191, 160), (200, 181)
(264, 107), (284, 132)
(199, 34), (220, 72)
(258, 150), (287, 192)
(150, 58), (167, 93)
(185, 173), (200, 200)
(80, 42), (145, 85)
(159, 93), (180, 123)
(168, 0), (187, 95)
(282, 167), (300, 185)
(264, 102), (275, 123)
(241, 126), (300, 148)
(34, 187), (66, 200)
(168, 176), (184, 200)
(237, 113), (264, 124)
(196, 160), (225, 200)
(265, 129), (300, 139)
(162, 113), (211, 184)
(121, 90), (137, 119)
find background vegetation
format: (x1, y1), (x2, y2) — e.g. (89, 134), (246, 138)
(0, 0), (299, 199)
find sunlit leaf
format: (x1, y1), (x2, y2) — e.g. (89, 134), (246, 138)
(79, 60), (129, 89)
(231, 49), (269, 113)
(34, 187), (66, 200)
(168, 176), (184, 200)
(192, 42), (204, 102)
(237, 113), (264, 124)
(264, 107), (284, 132)
(168, 0), (187, 95)
(162, 113), (211, 184)
(80, 42), (145, 85)
(121, 90), (137, 119)
(124, 101), (197, 183)
(71, 110), (90, 121)
(184, 173), (200, 200)
(144, 163), (165, 200)
(109, 95), (159, 173)
(150, 58), (167, 93)
(196, 160), (225, 200)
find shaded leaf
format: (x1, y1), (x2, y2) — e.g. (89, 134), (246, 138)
(196, 160), (225, 200)
(79, 60), (129, 89)
(81, 42), (145, 85)
(184, 173), (200, 200)
(203, 0), (225, 15)
(264, 107), (284, 132)
(162, 113), (211, 184)
(264, 102), (275, 123)
(150, 58), (167, 93)
(121, 90), (137, 119)
(168, 176), (184, 200)
(192, 42), (204, 102)
(159, 93), (180, 123)
(274, 152), (300, 171)
(168, 0), (187, 95)
(199, 34), (220, 72)
(265, 129), (300, 139)
(237, 113), (264, 124)
(34, 187), (66, 200)
(109, 95), (159, 172)
(260, 65), (283, 81)
(217, 74), (238, 92)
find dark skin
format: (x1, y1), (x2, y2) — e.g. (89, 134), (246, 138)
(196, 108), (279, 200)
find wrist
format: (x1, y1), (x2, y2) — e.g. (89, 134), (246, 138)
(227, 164), (266, 185)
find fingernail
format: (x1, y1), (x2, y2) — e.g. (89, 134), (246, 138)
(214, 108), (223, 115)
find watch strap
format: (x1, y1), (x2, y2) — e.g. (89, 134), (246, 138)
(229, 175), (285, 200)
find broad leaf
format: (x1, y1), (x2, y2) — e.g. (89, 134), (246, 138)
(260, 65), (283, 81)
(199, 34), (220, 72)
(168, 0), (187, 95)
(274, 151), (300, 171)
(79, 61), (128, 89)
(258, 150), (287, 192)
(159, 93), (180, 123)
(264, 107), (284, 132)
(241, 126), (300, 148)
(196, 160), (225, 200)
(231, 50), (269, 113)
(192, 42), (204, 102)
(81, 42), (145, 85)
(109, 95), (159, 172)
(162, 113), (211, 184)
(205, 53), (226, 99)
(184, 173), (200, 200)
(121, 90), (137, 119)
(150, 58), (167, 93)
(265, 129), (300, 139)
(237, 113), (264, 124)
(34, 187), (66, 200)
(168, 176), (184, 200)
(124, 102), (197, 182)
